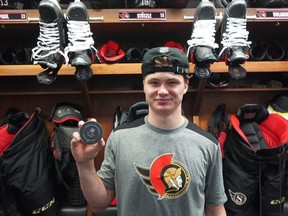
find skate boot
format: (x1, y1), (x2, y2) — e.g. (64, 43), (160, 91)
(187, 0), (218, 79)
(64, 0), (96, 81)
(265, 41), (285, 61)
(32, 0), (68, 85)
(219, 0), (251, 79)
(249, 42), (265, 61)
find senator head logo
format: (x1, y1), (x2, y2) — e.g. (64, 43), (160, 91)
(134, 153), (190, 200)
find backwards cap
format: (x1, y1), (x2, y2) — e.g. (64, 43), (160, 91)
(141, 47), (190, 78)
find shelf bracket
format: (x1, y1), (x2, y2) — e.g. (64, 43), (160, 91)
(79, 80), (93, 118)
(193, 78), (207, 116)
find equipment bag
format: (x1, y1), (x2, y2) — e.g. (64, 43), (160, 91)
(223, 104), (288, 216)
(50, 102), (86, 206)
(113, 101), (148, 129)
(0, 108), (59, 216)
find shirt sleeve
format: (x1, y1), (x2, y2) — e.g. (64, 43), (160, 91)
(97, 131), (116, 190)
(205, 144), (227, 205)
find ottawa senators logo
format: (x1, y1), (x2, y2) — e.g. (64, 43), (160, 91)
(134, 153), (190, 200)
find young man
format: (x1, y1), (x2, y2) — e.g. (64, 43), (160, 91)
(71, 47), (227, 216)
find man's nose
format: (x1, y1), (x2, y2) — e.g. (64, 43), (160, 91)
(157, 84), (169, 94)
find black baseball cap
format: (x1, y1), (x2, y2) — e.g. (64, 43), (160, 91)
(141, 47), (190, 78)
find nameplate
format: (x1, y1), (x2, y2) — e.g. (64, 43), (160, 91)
(256, 8), (288, 19)
(0, 11), (26, 22)
(119, 9), (166, 21)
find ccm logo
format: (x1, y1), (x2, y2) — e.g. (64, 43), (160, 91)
(32, 197), (56, 214)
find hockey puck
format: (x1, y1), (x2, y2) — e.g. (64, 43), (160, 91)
(80, 121), (103, 144)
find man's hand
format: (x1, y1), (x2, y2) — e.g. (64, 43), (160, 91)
(71, 118), (105, 165)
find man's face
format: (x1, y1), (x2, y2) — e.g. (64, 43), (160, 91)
(143, 72), (188, 115)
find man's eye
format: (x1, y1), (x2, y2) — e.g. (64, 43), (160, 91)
(149, 81), (159, 85)
(168, 81), (178, 85)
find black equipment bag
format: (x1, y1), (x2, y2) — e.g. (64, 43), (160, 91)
(0, 108), (60, 216)
(49, 102), (86, 206)
(223, 104), (288, 216)
(113, 101), (148, 129)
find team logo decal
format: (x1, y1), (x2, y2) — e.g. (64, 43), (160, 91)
(159, 47), (169, 54)
(229, 189), (247, 205)
(134, 153), (190, 200)
(119, 11), (130, 19)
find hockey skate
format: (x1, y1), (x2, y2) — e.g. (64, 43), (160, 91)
(218, 0), (251, 79)
(187, 0), (218, 79)
(64, 0), (96, 81)
(32, 0), (68, 84)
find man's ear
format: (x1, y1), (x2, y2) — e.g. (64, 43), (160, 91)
(184, 79), (189, 93)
